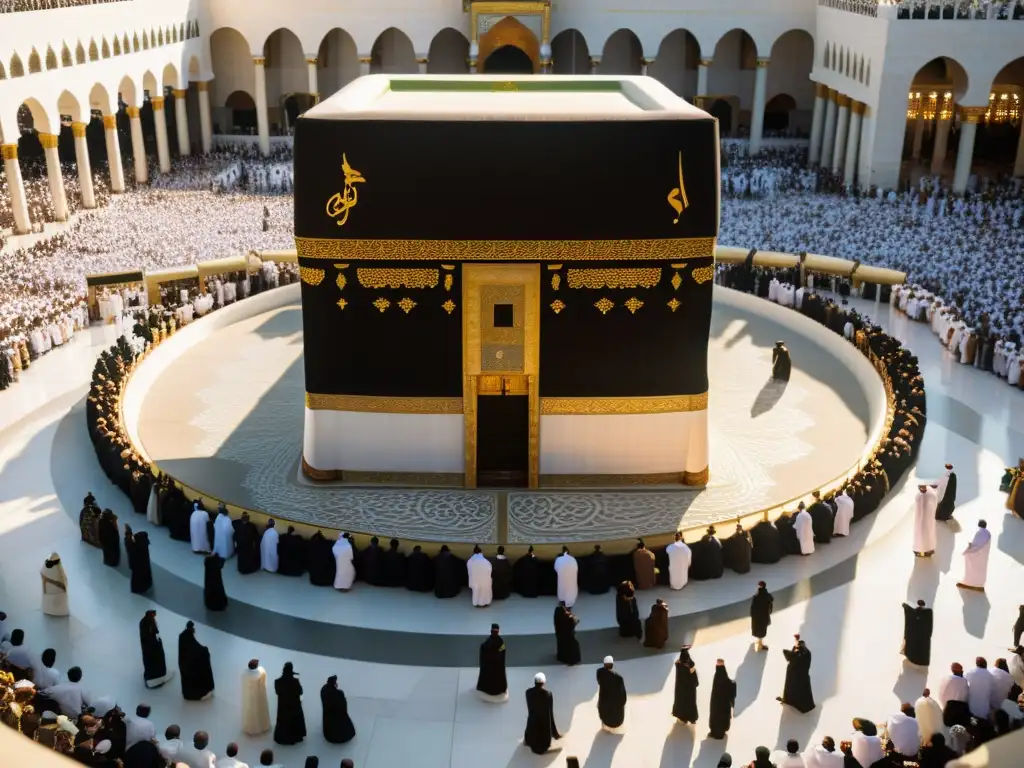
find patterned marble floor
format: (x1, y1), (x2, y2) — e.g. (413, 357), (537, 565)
(135, 295), (870, 543)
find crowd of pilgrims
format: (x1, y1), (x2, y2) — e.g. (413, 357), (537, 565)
(0, 155), (115, 238)
(0, 0), (125, 13)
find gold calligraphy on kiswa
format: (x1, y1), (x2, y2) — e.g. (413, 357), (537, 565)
(668, 151), (689, 225)
(325, 154), (366, 227)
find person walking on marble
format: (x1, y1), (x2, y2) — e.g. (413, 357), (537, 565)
(554, 546), (579, 608)
(40, 553), (69, 617)
(778, 635), (815, 713)
(957, 520), (991, 593)
(913, 484), (938, 558)
(523, 672), (562, 754)
(554, 601), (581, 666)
(901, 599), (933, 667)
(751, 581), (773, 652)
(935, 463), (958, 522)
(242, 659), (271, 736)
(477, 623), (508, 702)
(190, 502), (211, 555)
(596, 656), (627, 733)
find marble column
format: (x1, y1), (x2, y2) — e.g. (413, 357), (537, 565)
(197, 82), (213, 154)
(1, 143), (31, 234)
(696, 58), (711, 108)
(306, 57), (319, 102)
(821, 89), (838, 170)
(71, 122), (95, 209)
(857, 106), (872, 190)
(952, 107), (985, 195)
(590, 56), (601, 75)
(832, 94), (850, 175)
(173, 88), (191, 156)
(358, 56), (371, 77)
(102, 115), (125, 193)
(911, 113), (925, 161)
(416, 57), (428, 75)
(749, 58), (770, 155)
(1014, 118), (1024, 177)
(844, 101), (864, 187)
(151, 97), (171, 173)
(39, 132), (69, 221)
(808, 83), (827, 165)
(931, 114), (952, 176)
(254, 56), (270, 156)
(127, 106), (148, 184)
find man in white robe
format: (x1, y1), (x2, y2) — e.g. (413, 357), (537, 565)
(40, 553), (69, 616)
(332, 534), (354, 590)
(666, 532), (691, 590)
(124, 704), (156, 749)
(803, 737), (843, 768)
(957, 520), (991, 592)
(212, 506), (235, 560)
(190, 503), (211, 554)
(912, 485), (937, 557)
(887, 704), (921, 758)
(794, 504), (815, 555)
(832, 491), (854, 537)
(146, 483), (160, 525)
(553, 547), (579, 608)
(467, 546), (493, 607)
(260, 520), (279, 573)
(914, 688), (946, 746)
(241, 659), (271, 736)
(965, 657), (993, 719)
(989, 659), (1014, 709)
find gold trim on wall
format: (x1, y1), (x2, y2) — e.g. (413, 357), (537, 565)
(566, 267), (661, 289)
(540, 468), (709, 488)
(540, 393), (708, 415)
(464, 375), (478, 489)
(295, 237), (716, 262)
(356, 268), (439, 289)
(305, 393), (464, 413)
(301, 465), (465, 487)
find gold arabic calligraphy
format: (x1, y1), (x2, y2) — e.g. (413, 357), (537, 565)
(668, 151), (689, 224)
(326, 154), (366, 227)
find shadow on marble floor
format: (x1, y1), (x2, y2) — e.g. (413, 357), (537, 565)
(750, 377), (788, 419)
(657, 723), (696, 768)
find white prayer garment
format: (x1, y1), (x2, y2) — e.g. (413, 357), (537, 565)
(260, 526), (279, 573)
(666, 539), (692, 590)
(190, 504), (211, 553)
(960, 525), (992, 591)
(40, 554), (69, 616)
(989, 666), (1014, 709)
(914, 693), (946, 745)
(936, 469), (952, 508)
(794, 508), (815, 555)
(965, 664), (993, 718)
(146, 485), (160, 525)
(803, 743), (843, 768)
(938, 674), (969, 709)
(886, 711), (921, 756)
(332, 536), (355, 589)
(913, 487), (938, 554)
(850, 733), (885, 768)
(833, 493), (854, 536)
(124, 714), (156, 749)
(177, 742), (216, 768)
(212, 512), (235, 559)
(241, 665), (271, 736)
(157, 737), (183, 762)
(779, 753), (806, 768)
(217, 758), (250, 768)
(553, 551), (579, 608)
(1009, 653), (1024, 688)
(32, 662), (61, 690)
(42, 681), (85, 717)
(467, 552), (493, 607)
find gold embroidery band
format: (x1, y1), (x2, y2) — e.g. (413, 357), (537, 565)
(566, 267), (661, 289)
(540, 393), (708, 415)
(357, 268), (439, 289)
(541, 467), (709, 487)
(295, 237), (716, 262)
(306, 393), (464, 414)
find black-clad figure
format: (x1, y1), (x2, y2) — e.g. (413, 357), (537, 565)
(722, 524), (752, 574)
(274, 662), (307, 745)
(690, 527), (724, 580)
(98, 509), (120, 567)
(382, 539), (406, 587)
(277, 526), (307, 576)
(672, 646), (699, 724)
(902, 599), (933, 666)
(554, 601), (581, 666)
(477, 624), (508, 702)
(778, 636), (815, 712)
(405, 545), (433, 592)
(643, 599), (670, 649)
(772, 341), (792, 381)
(128, 531), (153, 594)
(320, 676), (355, 744)
(234, 512), (261, 575)
(433, 544), (461, 598)
(307, 531), (336, 587)
(203, 554), (228, 611)
(751, 581), (774, 652)
(596, 658), (627, 732)
(1014, 605), (1024, 648)
(490, 547), (513, 600)
(935, 464), (958, 522)
(808, 491), (834, 544)
(513, 545), (541, 597)
(139, 610), (173, 689)
(80, 494), (102, 547)
(750, 520), (783, 564)
(523, 674), (561, 754)
(707, 660), (736, 739)
(580, 544), (612, 595)
(358, 536), (385, 586)
(178, 621), (215, 701)
(615, 581), (642, 640)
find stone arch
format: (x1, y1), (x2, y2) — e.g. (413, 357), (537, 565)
(713, 28), (757, 68)
(865, 61), (870, 87)
(478, 17), (540, 74)
(20, 97), (53, 134)
(768, 29), (814, 125)
(370, 27), (417, 75)
(550, 29), (589, 75)
(902, 56), (970, 167)
(89, 82), (114, 116)
(58, 89), (83, 123)
(180, 23), (186, 42)
(427, 28), (469, 74)
(28, 48), (42, 74)
(764, 93), (797, 132)
(226, 90), (256, 110)
(61, 43), (73, 67)
(162, 62), (180, 90)
(76, 41), (86, 65)
(857, 55), (864, 83)
(102, 38), (111, 59)
(600, 28), (642, 75)
(648, 29), (699, 97)
(908, 56), (969, 104)
(118, 75), (138, 110)
(89, 39), (99, 61)
(977, 56), (1024, 168)
(45, 46), (58, 71)
(709, 97), (735, 135)
(210, 27), (256, 132)
(317, 28), (360, 96)
(113, 36), (122, 57)
(10, 53), (25, 78)
(263, 27), (308, 133)
(224, 90), (258, 135)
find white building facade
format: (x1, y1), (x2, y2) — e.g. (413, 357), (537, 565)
(0, 0), (1022, 234)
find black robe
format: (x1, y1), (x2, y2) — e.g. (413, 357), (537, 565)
(405, 549), (434, 592)
(672, 662), (699, 723)
(708, 666), (736, 738)
(382, 544), (407, 587)
(477, 633), (507, 697)
(489, 556), (512, 600)
(750, 521), (783, 564)
(178, 629), (215, 701)
(433, 550), (461, 598)
(750, 587), (774, 639)
(524, 685), (560, 754)
(644, 602), (669, 649)
(722, 530), (752, 573)
(616, 593), (642, 639)
(808, 501), (834, 544)
(204, 555), (228, 611)
(274, 673), (307, 745)
(513, 553), (541, 597)
(777, 515), (803, 556)
(123, 740), (166, 768)
(139, 615), (167, 684)
(358, 542), (385, 586)
(596, 667), (627, 729)
(320, 683), (355, 744)
(689, 538), (724, 580)
(580, 550), (611, 594)
(165, 488), (191, 542)
(554, 605), (581, 665)
(277, 531), (307, 576)
(234, 519), (261, 574)
(781, 645), (815, 712)
(772, 345), (792, 380)
(936, 473), (957, 521)
(128, 533), (153, 594)
(307, 533), (336, 587)
(902, 603), (933, 666)
(98, 514), (120, 567)
(1014, 605), (1024, 648)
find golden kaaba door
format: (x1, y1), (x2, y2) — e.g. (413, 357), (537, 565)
(462, 264), (540, 489)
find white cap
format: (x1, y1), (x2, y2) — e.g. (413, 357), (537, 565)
(534, 673), (546, 684)
(603, 656), (614, 665)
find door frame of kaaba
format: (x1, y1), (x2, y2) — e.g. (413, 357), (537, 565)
(462, 264), (541, 489)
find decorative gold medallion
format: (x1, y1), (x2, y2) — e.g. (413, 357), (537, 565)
(442, 299), (456, 314)
(325, 154), (365, 227)
(299, 266), (325, 286)
(551, 273), (561, 291)
(668, 151), (689, 224)
(667, 298), (681, 312)
(444, 273), (453, 292)
(372, 297), (390, 313)
(550, 299), (565, 314)
(671, 271), (682, 291)
(594, 297), (614, 315)
(335, 273), (347, 291)
(398, 297), (417, 314)
(691, 265), (714, 284)
(337, 298), (348, 310)
(624, 297), (644, 314)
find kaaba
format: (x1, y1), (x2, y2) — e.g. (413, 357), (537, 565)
(293, 75), (719, 489)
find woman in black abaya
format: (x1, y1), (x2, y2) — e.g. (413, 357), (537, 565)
(615, 581), (642, 640)
(203, 554), (228, 611)
(707, 660), (736, 739)
(98, 509), (120, 567)
(671, 646), (699, 724)
(128, 531), (153, 594)
(138, 611), (173, 689)
(178, 621), (215, 701)
(320, 675), (355, 744)
(274, 662), (307, 745)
